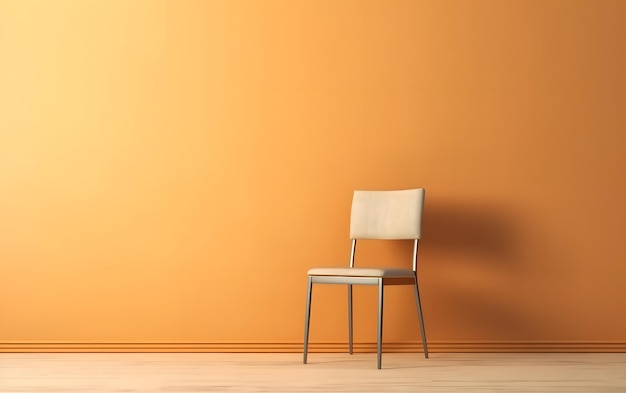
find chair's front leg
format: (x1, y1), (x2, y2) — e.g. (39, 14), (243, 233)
(377, 278), (384, 369)
(303, 277), (313, 364)
(348, 284), (353, 355)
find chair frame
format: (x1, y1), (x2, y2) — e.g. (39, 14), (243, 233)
(303, 191), (429, 369)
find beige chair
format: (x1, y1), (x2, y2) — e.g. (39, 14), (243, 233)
(303, 188), (428, 369)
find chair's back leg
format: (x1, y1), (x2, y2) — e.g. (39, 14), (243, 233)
(412, 239), (429, 359)
(377, 278), (384, 369)
(413, 277), (429, 358)
(348, 239), (357, 355)
(303, 277), (313, 364)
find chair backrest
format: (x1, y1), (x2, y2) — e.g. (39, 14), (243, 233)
(349, 188), (425, 240)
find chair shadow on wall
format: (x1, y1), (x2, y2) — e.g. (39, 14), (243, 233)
(414, 200), (540, 341)
(423, 201), (521, 267)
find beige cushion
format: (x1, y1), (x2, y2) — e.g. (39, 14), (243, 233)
(308, 267), (415, 277)
(350, 188), (424, 240)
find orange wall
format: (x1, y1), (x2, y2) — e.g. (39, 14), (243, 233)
(1, 0), (625, 350)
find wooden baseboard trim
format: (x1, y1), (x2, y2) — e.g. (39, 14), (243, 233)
(1, 341), (625, 353)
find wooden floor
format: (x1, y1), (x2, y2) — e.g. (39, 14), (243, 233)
(1, 352), (625, 392)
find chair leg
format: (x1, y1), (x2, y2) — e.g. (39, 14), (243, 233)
(413, 279), (429, 359)
(303, 277), (313, 364)
(377, 279), (384, 369)
(348, 284), (353, 355)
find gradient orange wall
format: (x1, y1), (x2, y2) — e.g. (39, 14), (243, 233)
(1, 0), (625, 352)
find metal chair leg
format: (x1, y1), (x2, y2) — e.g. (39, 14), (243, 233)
(348, 284), (353, 355)
(413, 279), (428, 359)
(303, 277), (313, 364)
(377, 279), (384, 369)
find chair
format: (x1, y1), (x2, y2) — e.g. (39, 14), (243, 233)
(303, 188), (428, 369)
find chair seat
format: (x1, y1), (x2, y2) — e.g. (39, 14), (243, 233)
(308, 267), (415, 278)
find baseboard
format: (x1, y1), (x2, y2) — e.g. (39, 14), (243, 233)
(1, 341), (625, 353)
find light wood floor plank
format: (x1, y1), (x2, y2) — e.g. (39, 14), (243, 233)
(1, 353), (625, 392)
